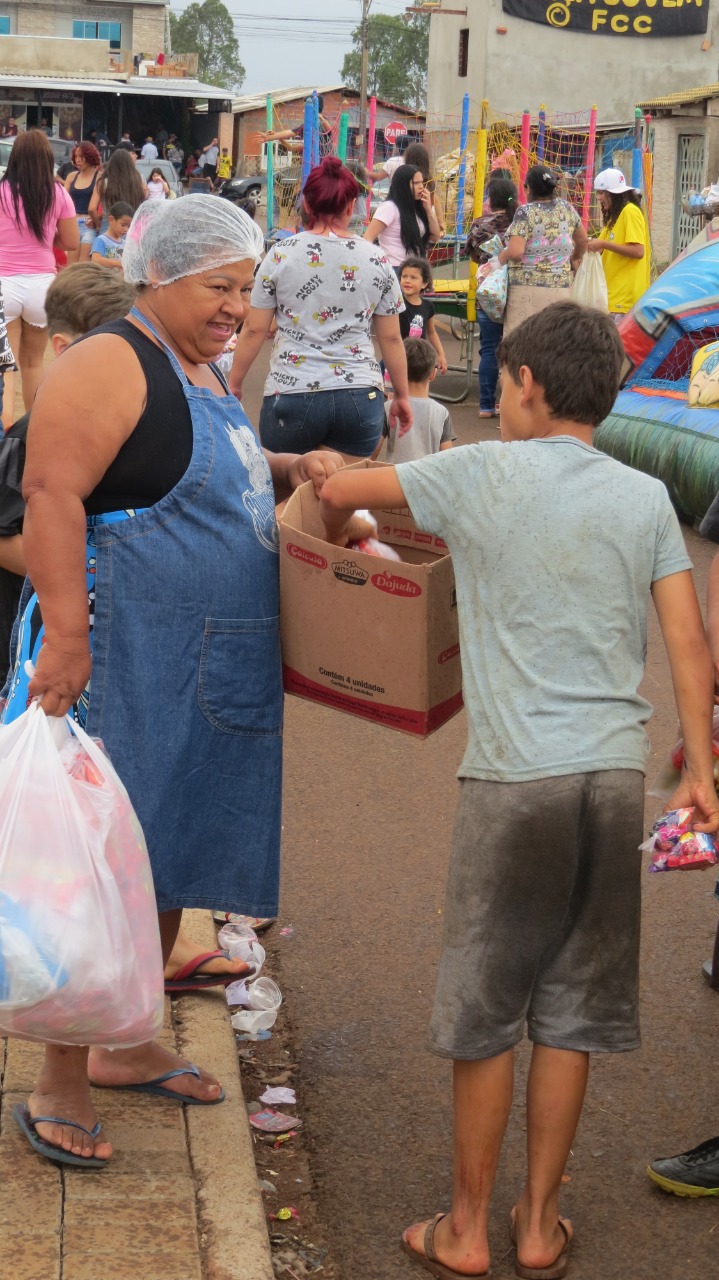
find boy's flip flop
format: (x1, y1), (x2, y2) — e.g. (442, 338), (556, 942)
(13, 1103), (108, 1170)
(509, 1215), (571, 1280)
(400, 1214), (491, 1279)
(95, 1064), (225, 1105)
(164, 950), (255, 993)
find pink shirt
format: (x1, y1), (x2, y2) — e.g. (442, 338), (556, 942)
(0, 183), (75, 275)
(373, 199), (424, 267)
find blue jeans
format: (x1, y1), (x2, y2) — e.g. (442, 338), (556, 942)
(477, 310), (503, 412)
(259, 387), (384, 457)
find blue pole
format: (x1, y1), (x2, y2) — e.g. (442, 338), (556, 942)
(312, 91), (320, 169)
(456, 91), (470, 237)
(301, 96), (314, 189)
(537, 105), (546, 163)
(631, 107), (643, 193)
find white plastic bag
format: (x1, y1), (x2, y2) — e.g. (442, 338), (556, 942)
(571, 254), (609, 312)
(0, 704), (164, 1047)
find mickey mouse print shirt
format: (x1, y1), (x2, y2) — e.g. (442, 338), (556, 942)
(251, 232), (404, 395)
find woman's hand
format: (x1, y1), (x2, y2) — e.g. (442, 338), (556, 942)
(436, 353), (448, 375)
(288, 450), (345, 497)
(28, 638), (92, 719)
(388, 395), (413, 437)
(587, 240), (605, 253)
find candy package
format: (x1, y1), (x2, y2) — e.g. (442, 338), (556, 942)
(347, 509), (401, 561)
(642, 806), (719, 872)
(0, 704), (164, 1046)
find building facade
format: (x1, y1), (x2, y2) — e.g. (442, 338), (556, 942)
(427, 0), (719, 124)
(0, 0), (165, 55)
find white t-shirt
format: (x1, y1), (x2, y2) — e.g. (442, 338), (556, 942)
(383, 398), (455, 462)
(140, 142), (158, 161)
(251, 231), (403, 395)
(397, 438), (692, 782)
(373, 200), (425, 267)
(383, 156), (404, 180)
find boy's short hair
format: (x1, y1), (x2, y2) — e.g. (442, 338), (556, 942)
(398, 255), (433, 291)
(497, 302), (623, 428)
(108, 201), (134, 221)
(404, 336), (437, 383)
(45, 263), (136, 339)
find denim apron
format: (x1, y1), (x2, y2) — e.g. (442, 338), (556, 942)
(81, 310), (282, 916)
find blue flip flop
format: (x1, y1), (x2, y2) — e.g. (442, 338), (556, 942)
(98, 1064), (225, 1105)
(13, 1103), (108, 1170)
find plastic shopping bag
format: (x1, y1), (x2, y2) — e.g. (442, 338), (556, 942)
(0, 704), (164, 1047)
(571, 254), (609, 312)
(476, 260), (508, 323)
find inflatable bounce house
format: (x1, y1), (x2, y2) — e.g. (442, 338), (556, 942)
(595, 220), (719, 523)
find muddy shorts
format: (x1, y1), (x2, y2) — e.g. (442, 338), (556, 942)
(428, 770), (645, 1060)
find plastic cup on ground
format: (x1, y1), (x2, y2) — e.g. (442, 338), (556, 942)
(231, 1006), (278, 1034)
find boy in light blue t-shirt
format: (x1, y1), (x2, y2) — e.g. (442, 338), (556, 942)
(319, 302), (719, 1279)
(91, 201), (133, 270)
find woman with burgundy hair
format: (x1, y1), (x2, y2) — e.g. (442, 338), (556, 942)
(64, 141), (102, 263)
(231, 155), (412, 457)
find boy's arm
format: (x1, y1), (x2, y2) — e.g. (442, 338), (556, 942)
(320, 468), (407, 545)
(706, 551), (719, 698)
(427, 316), (447, 374)
(652, 569), (719, 831)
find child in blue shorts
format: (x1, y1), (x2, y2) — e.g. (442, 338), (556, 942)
(319, 301), (719, 1279)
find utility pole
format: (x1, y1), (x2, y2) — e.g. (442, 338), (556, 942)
(358, 0), (371, 163)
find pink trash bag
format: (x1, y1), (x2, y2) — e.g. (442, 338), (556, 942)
(0, 703), (164, 1047)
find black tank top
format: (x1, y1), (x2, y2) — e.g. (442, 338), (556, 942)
(81, 319), (198, 516)
(69, 169), (98, 215)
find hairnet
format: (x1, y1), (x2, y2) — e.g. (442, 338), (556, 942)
(122, 194), (265, 286)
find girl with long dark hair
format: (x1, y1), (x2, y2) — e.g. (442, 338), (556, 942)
(364, 163), (440, 268)
(90, 147), (147, 234)
(587, 168), (650, 318)
(0, 130), (78, 415)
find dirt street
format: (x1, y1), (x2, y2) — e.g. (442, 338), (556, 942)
(242, 337), (718, 1280)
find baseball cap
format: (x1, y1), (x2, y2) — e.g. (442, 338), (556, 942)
(594, 167), (637, 195)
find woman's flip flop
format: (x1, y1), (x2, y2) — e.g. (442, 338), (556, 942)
(164, 950), (255, 993)
(95, 1065), (225, 1105)
(509, 1214), (572, 1280)
(401, 1214), (491, 1279)
(13, 1103), (108, 1169)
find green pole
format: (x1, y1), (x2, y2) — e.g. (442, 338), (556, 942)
(338, 111), (349, 162)
(266, 93), (274, 233)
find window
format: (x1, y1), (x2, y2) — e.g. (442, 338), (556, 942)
(72, 20), (122, 51)
(0, 17), (10, 35)
(458, 28), (469, 78)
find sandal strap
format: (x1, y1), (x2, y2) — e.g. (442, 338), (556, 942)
(144, 1065), (201, 1086)
(424, 1214), (446, 1264)
(29, 1114), (102, 1140)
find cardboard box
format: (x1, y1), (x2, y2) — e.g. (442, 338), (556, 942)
(279, 461), (463, 736)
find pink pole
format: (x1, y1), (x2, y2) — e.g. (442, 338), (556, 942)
(518, 109), (531, 204)
(581, 104), (598, 230)
(365, 96), (377, 223)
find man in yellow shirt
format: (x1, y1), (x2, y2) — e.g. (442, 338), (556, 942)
(587, 168), (650, 317)
(215, 148), (233, 188)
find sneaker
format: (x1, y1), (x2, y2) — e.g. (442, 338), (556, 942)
(212, 911), (276, 933)
(647, 1136), (719, 1196)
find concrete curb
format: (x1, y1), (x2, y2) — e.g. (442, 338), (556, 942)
(175, 911), (274, 1280)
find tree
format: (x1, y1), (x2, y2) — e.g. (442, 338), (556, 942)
(169, 0), (245, 92)
(340, 5), (429, 113)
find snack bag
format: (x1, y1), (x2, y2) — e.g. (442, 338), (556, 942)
(347, 509), (401, 561)
(642, 806), (719, 872)
(0, 704), (164, 1046)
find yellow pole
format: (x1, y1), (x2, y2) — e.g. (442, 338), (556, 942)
(467, 100), (488, 324)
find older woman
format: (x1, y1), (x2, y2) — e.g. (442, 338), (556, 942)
(6, 196), (342, 1167)
(231, 155), (412, 457)
(498, 165), (587, 333)
(64, 142), (102, 263)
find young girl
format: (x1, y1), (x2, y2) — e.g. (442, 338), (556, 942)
(397, 256), (447, 374)
(363, 164), (441, 269)
(588, 168), (650, 318)
(146, 167), (170, 200)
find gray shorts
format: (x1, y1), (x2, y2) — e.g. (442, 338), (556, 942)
(429, 771), (645, 1060)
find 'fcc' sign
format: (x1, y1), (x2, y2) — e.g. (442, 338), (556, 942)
(502, 0), (708, 37)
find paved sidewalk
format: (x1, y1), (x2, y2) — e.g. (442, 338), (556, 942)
(0, 911), (274, 1280)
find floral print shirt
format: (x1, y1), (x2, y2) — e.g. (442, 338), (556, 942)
(507, 199), (580, 288)
(251, 232), (404, 395)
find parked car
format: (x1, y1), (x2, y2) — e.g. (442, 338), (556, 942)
(136, 159), (184, 199)
(0, 135), (78, 181)
(220, 173), (266, 207)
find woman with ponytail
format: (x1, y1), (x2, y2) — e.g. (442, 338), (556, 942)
(363, 164), (441, 268)
(498, 164), (587, 332)
(231, 155), (412, 456)
(466, 178), (518, 418)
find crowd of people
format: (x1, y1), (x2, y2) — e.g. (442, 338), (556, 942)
(0, 131), (714, 1279)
